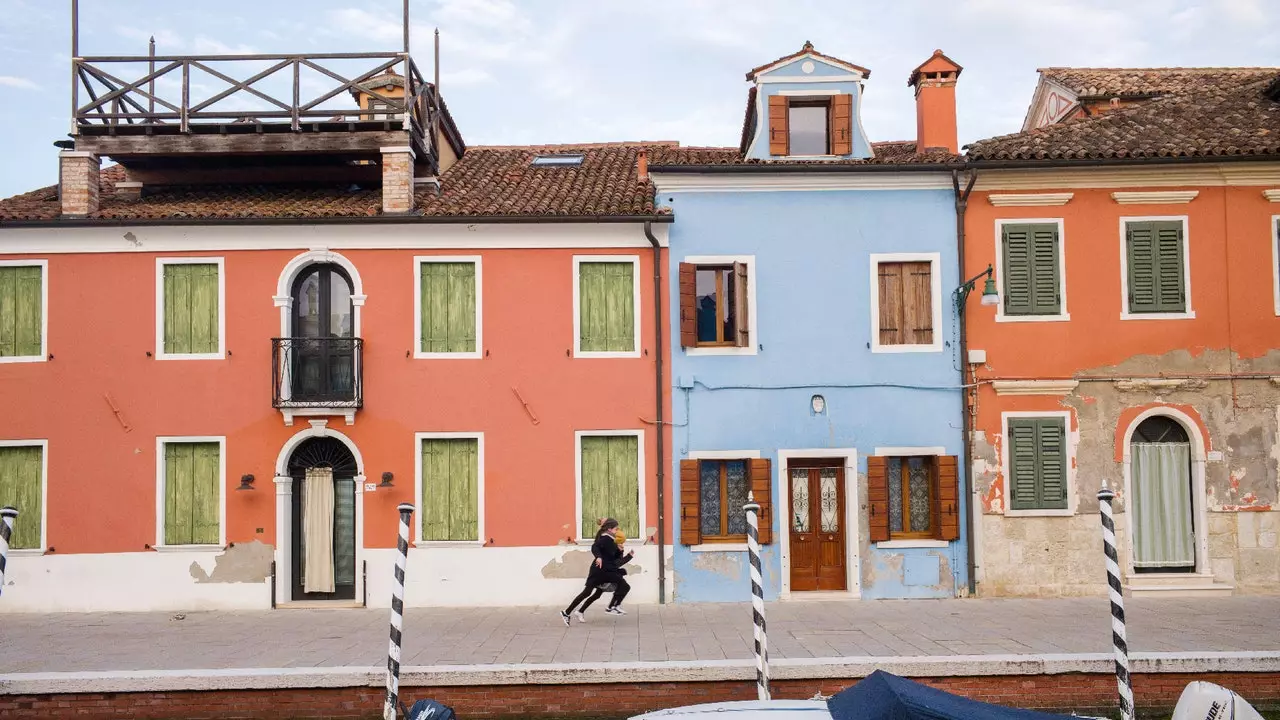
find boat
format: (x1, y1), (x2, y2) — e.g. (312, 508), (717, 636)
(629, 669), (1263, 720)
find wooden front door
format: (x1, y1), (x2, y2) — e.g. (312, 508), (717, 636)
(788, 463), (847, 592)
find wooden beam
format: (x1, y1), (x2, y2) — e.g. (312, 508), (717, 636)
(298, 57), (401, 111)
(76, 129), (411, 157)
(188, 58), (294, 113)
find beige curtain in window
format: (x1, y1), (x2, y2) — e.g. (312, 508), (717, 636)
(303, 467), (336, 593)
(1131, 443), (1195, 569)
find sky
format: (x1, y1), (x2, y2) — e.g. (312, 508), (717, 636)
(0, 0), (1277, 198)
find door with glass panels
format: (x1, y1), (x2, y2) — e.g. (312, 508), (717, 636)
(290, 263), (355, 402)
(288, 437), (358, 601)
(788, 462), (846, 592)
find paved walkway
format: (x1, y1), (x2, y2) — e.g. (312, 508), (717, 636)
(2, 597), (1278, 675)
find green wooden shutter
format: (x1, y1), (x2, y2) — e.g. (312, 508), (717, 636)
(164, 264), (219, 355)
(1127, 222), (1186, 314)
(1007, 419), (1040, 510)
(1008, 418), (1067, 510)
(579, 262), (635, 353)
(164, 442), (220, 545)
(1036, 418), (1068, 509)
(1001, 226), (1033, 315)
(420, 262), (477, 353)
(0, 265), (43, 358)
(420, 438), (479, 541)
(580, 435), (639, 538)
(0, 446), (43, 550)
(1154, 222), (1186, 312)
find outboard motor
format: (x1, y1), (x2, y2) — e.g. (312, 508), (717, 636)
(404, 699), (458, 720)
(1172, 682), (1264, 720)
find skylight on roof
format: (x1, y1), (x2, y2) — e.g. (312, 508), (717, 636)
(531, 154), (585, 167)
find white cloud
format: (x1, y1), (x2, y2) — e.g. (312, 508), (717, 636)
(441, 67), (493, 87)
(0, 75), (39, 90)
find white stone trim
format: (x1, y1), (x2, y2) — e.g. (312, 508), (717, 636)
(991, 380), (1079, 396)
(1111, 190), (1200, 205)
(379, 145), (414, 156)
(872, 446), (947, 457)
(973, 163), (1280, 191)
(681, 255), (759, 356)
(575, 429), (645, 542)
(154, 436), (227, 550)
(413, 256), (483, 360)
(57, 150), (98, 159)
(751, 52), (867, 80)
(869, 252), (943, 353)
(1118, 216), (1195, 321)
(1272, 216), (1280, 317)
(987, 193), (1074, 207)
(756, 74), (865, 84)
(1264, 190), (1280, 202)
(572, 255), (642, 359)
(154, 257), (225, 361)
(1119, 406), (1209, 576)
(0, 260), (48, 364)
(687, 450), (762, 460)
(1000, 411), (1077, 517)
(0, 438), (48, 553)
(651, 173), (952, 193)
(776, 448), (860, 600)
(413, 432), (485, 545)
(993, 218), (1069, 323)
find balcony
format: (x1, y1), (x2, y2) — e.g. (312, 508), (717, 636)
(272, 338), (363, 426)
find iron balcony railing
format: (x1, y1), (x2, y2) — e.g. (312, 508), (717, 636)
(272, 337), (363, 410)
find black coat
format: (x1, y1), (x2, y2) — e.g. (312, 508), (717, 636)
(585, 533), (630, 586)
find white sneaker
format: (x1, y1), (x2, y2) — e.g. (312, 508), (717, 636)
(573, 611), (587, 623)
(605, 606), (627, 615)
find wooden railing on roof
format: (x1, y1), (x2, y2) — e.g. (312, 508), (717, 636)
(72, 52), (436, 140)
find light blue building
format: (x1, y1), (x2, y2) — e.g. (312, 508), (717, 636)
(650, 43), (975, 602)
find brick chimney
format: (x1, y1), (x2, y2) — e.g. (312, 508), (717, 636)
(907, 50), (962, 155)
(380, 146), (415, 214)
(59, 151), (101, 217)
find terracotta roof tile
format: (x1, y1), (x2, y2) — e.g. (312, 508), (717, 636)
(0, 143), (671, 223)
(1040, 67), (1278, 99)
(746, 41), (870, 80)
(967, 71), (1280, 162)
(650, 141), (960, 168)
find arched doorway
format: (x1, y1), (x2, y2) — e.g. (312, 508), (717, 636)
(1129, 415), (1195, 573)
(289, 263), (356, 403)
(287, 436), (359, 601)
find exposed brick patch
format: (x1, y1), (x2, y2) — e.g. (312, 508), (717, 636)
(2, 673), (1279, 720)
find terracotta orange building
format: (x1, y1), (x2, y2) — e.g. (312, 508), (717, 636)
(961, 68), (1280, 597)
(0, 46), (672, 611)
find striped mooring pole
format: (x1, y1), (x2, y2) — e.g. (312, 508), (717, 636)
(384, 502), (415, 720)
(743, 492), (771, 702)
(1097, 483), (1134, 720)
(0, 506), (17, 598)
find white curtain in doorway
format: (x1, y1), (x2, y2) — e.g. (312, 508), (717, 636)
(1131, 443), (1195, 569)
(303, 467), (336, 593)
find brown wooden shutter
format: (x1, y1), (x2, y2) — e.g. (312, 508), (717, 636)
(768, 95), (789, 156)
(678, 263), (697, 348)
(905, 261), (934, 345)
(749, 458), (773, 544)
(936, 455), (960, 541)
(680, 459), (701, 545)
(877, 262), (903, 345)
(733, 261), (750, 348)
(831, 94), (853, 155)
(867, 456), (890, 543)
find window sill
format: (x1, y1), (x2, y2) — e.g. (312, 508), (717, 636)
(685, 346), (757, 357)
(413, 541), (484, 548)
(996, 313), (1071, 323)
(870, 344), (943, 354)
(1004, 508), (1074, 518)
(152, 544), (224, 553)
(0, 355), (46, 364)
(1120, 311), (1196, 321)
(690, 543), (749, 552)
(875, 539), (949, 549)
(155, 353), (225, 361)
(573, 350), (642, 359)
(6, 548), (46, 557)
(414, 351), (483, 360)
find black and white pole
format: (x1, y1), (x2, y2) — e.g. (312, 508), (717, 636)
(385, 502), (414, 720)
(0, 506), (17, 598)
(1097, 483), (1134, 720)
(744, 492), (770, 702)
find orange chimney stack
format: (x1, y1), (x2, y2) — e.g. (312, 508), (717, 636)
(907, 49), (962, 155)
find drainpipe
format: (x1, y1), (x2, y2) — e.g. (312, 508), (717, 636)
(952, 168), (978, 597)
(643, 220), (667, 604)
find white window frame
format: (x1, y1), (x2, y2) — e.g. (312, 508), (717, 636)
(154, 436), (227, 550)
(413, 431), (485, 546)
(0, 439), (49, 554)
(413, 256), (483, 360)
(0, 260), (48, 364)
(685, 449), (762, 552)
(1271, 216), (1280, 316)
(1000, 411), (1076, 517)
(1118, 216), (1194, 321)
(155, 257), (226, 360)
(869, 252), (943, 353)
(870, 446), (952, 548)
(682, 254), (759, 356)
(993, 219), (1070, 323)
(574, 429), (645, 542)
(572, 255), (641, 359)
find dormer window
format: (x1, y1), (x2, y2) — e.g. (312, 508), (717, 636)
(768, 94), (852, 157)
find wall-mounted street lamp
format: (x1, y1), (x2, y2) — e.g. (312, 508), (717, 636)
(379, 472), (395, 488)
(955, 264), (999, 310)
(236, 474), (255, 491)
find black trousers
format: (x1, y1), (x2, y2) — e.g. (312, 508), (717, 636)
(565, 575), (630, 613)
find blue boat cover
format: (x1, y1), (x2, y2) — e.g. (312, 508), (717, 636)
(828, 671), (1080, 720)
